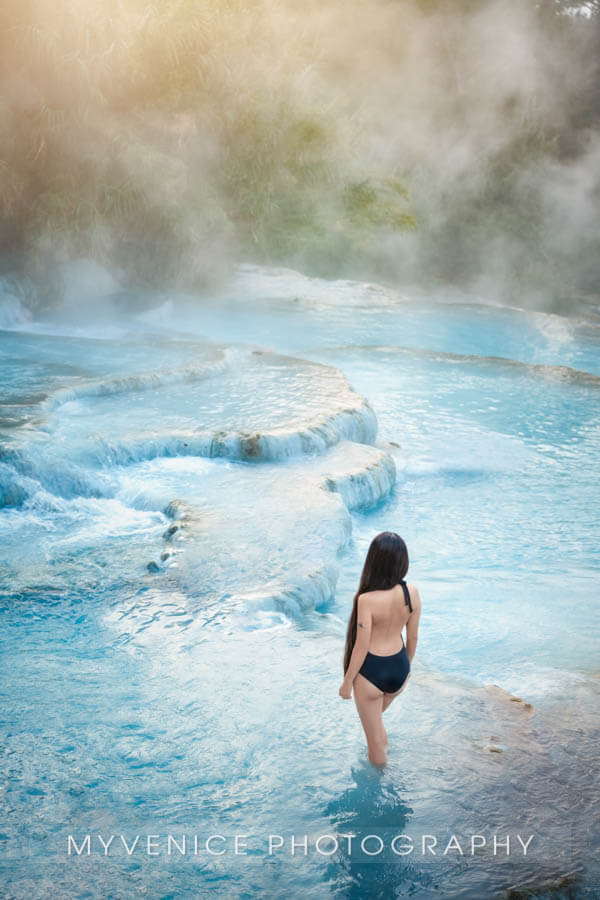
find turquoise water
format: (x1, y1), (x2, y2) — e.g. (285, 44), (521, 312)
(1, 265), (599, 898)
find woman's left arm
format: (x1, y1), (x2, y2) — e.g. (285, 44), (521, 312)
(339, 596), (373, 699)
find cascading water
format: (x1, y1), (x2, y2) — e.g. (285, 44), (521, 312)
(1, 264), (598, 898)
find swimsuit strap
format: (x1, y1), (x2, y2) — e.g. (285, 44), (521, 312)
(400, 580), (413, 613)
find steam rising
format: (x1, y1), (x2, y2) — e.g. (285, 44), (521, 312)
(0, 0), (598, 313)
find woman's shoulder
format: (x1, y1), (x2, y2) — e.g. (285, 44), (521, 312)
(406, 582), (422, 610)
(357, 587), (387, 606)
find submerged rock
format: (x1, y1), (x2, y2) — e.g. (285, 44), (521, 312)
(504, 868), (581, 898)
(484, 683), (534, 711)
(163, 499), (188, 520)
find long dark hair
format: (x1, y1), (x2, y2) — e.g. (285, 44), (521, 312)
(343, 531), (409, 673)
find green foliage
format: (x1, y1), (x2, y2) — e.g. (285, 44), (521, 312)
(0, 0), (414, 299)
(344, 178), (415, 231)
(0, 0), (598, 308)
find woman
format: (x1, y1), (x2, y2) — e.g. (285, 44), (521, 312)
(339, 532), (421, 766)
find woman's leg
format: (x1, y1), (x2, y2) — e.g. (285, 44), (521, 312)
(353, 673), (387, 766)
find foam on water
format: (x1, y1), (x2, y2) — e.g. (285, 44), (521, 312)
(108, 441), (396, 628)
(7, 347), (375, 474)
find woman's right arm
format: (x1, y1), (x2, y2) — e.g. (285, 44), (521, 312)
(339, 595), (373, 698)
(405, 586), (421, 662)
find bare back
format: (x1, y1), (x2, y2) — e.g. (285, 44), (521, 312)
(360, 583), (414, 655)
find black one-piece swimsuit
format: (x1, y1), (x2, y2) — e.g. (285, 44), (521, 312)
(358, 581), (412, 693)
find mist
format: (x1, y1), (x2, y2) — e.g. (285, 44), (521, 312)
(0, 0), (599, 314)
